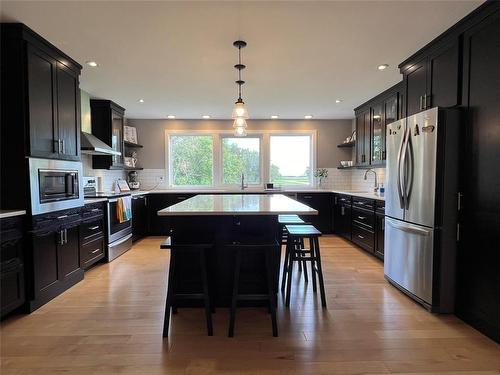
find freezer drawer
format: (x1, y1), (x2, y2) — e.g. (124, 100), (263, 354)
(384, 217), (434, 305)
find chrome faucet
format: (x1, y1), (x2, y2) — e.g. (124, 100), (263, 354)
(364, 169), (378, 193)
(240, 173), (248, 190)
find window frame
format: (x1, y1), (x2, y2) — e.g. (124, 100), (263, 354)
(164, 129), (317, 189)
(268, 133), (316, 188)
(219, 134), (263, 188)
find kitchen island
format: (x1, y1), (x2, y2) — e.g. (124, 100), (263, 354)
(158, 194), (317, 306)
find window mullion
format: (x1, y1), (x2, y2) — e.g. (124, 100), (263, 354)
(213, 134), (221, 187)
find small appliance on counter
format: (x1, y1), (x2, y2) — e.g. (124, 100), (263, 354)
(128, 171), (140, 190)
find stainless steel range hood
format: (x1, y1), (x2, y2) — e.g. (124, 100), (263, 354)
(80, 132), (121, 156)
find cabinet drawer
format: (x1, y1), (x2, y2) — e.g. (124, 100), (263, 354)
(352, 224), (374, 252)
(81, 219), (104, 244)
(80, 237), (105, 267)
(352, 197), (375, 211)
(352, 207), (375, 230)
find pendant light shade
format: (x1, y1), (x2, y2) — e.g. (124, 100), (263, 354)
(233, 117), (248, 128)
(234, 125), (247, 137)
(231, 40), (249, 136)
(231, 100), (249, 119)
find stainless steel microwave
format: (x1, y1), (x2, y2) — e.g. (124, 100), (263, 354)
(29, 158), (84, 215)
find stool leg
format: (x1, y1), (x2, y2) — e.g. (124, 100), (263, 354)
(163, 249), (176, 337)
(299, 238), (309, 283)
(199, 248), (213, 336)
(309, 237), (317, 293)
(280, 243), (290, 292)
(265, 248), (278, 337)
(228, 249), (242, 337)
(285, 240), (294, 308)
(314, 237), (327, 308)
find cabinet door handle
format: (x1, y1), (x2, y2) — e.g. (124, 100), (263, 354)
(64, 229), (68, 244)
(341, 206), (345, 215)
(61, 139), (65, 154)
(419, 96), (423, 110)
(90, 248), (101, 254)
(357, 235), (365, 239)
(144, 197), (147, 206)
(358, 216), (366, 220)
(177, 197), (186, 200)
(303, 195), (312, 199)
(88, 226), (100, 231)
(54, 139), (60, 153)
(58, 230), (64, 245)
(91, 208), (100, 212)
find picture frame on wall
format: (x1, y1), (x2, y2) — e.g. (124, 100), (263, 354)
(124, 126), (138, 144)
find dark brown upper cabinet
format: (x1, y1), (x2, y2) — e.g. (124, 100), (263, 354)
(355, 108), (371, 166)
(354, 82), (402, 167)
(400, 36), (460, 117)
(1, 23), (82, 162)
(91, 100), (125, 169)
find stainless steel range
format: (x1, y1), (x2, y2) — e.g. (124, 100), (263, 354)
(83, 177), (132, 262)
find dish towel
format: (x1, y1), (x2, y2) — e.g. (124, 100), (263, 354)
(116, 196), (132, 223)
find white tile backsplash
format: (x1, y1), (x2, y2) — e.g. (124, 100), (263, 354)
(351, 168), (386, 192)
(82, 155), (127, 192)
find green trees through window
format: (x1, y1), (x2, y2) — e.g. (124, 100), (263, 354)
(170, 135), (213, 186)
(168, 133), (313, 187)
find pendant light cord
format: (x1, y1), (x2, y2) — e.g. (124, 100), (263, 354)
(238, 46), (242, 100)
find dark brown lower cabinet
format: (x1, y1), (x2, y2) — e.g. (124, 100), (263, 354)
(333, 194), (352, 240)
(375, 213), (385, 260)
(80, 217), (105, 269)
(456, 7), (500, 343)
(297, 193), (332, 234)
(29, 223), (83, 311)
(132, 195), (148, 242)
(1, 216), (25, 318)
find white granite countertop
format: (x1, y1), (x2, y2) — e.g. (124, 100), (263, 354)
(84, 198), (108, 204)
(158, 194), (318, 216)
(0, 210), (27, 219)
(130, 188), (385, 201)
(331, 190), (385, 201)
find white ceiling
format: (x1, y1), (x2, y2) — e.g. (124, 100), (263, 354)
(1, 1), (482, 120)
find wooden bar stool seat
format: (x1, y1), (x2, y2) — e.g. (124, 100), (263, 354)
(161, 237), (214, 337)
(228, 242), (279, 338)
(283, 225), (327, 308)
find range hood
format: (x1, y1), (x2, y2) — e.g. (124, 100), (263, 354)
(80, 132), (121, 156)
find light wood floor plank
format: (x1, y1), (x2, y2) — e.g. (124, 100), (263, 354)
(1, 236), (499, 374)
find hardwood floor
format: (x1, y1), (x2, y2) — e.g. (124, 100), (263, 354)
(1, 236), (499, 374)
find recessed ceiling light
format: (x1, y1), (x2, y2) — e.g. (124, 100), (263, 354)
(167, 115), (176, 119)
(202, 115), (211, 119)
(304, 115), (313, 119)
(378, 64), (389, 70)
(138, 99), (144, 103)
(86, 61), (98, 67)
(335, 99), (342, 104)
(271, 115), (279, 119)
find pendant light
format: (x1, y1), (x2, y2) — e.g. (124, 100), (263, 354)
(232, 40), (249, 136)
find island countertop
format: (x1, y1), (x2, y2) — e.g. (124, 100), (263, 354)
(157, 194), (318, 216)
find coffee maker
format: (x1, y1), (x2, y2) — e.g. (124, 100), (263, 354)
(128, 171), (140, 190)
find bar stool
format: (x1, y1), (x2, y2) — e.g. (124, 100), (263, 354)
(284, 225), (327, 308)
(278, 215), (307, 291)
(228, 242), (278, 337)
(161, 237), (214, 337)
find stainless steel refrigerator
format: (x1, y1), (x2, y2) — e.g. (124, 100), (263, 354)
(384, 107), (460, 313)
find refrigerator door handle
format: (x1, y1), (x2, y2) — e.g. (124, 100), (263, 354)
(405, 132), (415, 209)
(396, 127), (406, 209)
(386, 217), (432, 236)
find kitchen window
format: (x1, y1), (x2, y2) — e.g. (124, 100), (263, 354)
(270, 135), (312, 186)
(165, 130), (315, 188)
(168, 134), (214, 186)
(222, 137), (261, 185)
